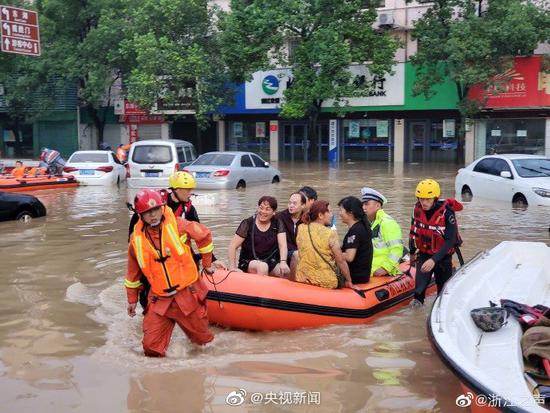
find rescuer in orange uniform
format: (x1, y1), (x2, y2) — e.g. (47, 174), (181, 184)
(125, 188), (215, 357)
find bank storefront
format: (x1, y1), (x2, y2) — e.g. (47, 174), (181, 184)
(218, 63), (460, 163)
(467, 56), (550, 162)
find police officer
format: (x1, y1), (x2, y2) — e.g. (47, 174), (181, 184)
(361, 187), (404, 277)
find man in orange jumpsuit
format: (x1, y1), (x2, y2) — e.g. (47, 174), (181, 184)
(125, 188), (215, 357)
(116, 144), (131, 163)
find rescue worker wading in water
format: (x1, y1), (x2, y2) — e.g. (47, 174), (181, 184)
(409, 179), (463, 308)
(128, 171), (225, 310)
(125, 189), (215, 357)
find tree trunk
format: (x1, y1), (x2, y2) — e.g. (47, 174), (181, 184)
(306, 102), (321, 162)
(87, 105), (105, 148)
(455, 81), (467, 164)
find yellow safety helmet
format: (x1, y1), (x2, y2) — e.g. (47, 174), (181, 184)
(169, 171), (196, 189)
(415, 179), (441, 198)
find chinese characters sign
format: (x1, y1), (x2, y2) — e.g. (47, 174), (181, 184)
(468, 56), (550, 108)
(0, 5), (40, 56)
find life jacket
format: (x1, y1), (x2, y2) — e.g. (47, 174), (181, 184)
(131, 207), (199, 296)
(174, 200), (193, 219)
(410, 199), (463, 256)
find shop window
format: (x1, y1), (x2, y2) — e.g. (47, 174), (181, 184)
(484, 119), (545, 155)
(228, 121), (270, 160)
(342, 119), (392, 161)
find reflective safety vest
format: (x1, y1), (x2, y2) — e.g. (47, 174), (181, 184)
(410, 199), (462, 256)
(127, 207), (202, 296)
(371, 209), (403, 276)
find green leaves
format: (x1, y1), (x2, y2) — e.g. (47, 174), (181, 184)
(218, 0), (398, 120)
(411, 0), (548, 116)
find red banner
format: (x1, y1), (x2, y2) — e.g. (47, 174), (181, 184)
(468, 56), (550, 109)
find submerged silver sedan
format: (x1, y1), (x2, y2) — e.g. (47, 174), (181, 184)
(186, 151), (281, 189)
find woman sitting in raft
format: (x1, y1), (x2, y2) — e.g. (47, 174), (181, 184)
(295, 200), (354, 289)
(338, 196), (373, 284)
(228, 196), (290, 276)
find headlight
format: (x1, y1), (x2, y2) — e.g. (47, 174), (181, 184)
(532, 187), (550, 198)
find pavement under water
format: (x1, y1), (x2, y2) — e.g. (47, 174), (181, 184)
(1, 160), (549, 412)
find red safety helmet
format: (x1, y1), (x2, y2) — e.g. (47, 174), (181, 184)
(134, 189), (166, 214)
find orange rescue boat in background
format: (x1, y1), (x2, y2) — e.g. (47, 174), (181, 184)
(0, 175), (78, 192)
(205, 262), (434, 331)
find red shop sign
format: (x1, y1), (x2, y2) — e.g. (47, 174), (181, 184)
(468, 56), (550, 109)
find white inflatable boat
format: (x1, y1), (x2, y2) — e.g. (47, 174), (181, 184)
(429, 241), (550, 413)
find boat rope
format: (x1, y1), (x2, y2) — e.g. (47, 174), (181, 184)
(202, 268), (239, 309)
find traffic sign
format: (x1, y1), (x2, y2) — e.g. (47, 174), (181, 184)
(0, 5), (40, 56)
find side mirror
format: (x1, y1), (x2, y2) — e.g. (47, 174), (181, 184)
(500, 171), (512, 179)
(264, 162), (270, 168)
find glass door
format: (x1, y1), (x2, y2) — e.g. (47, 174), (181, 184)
(282, 123), (309, 161)
(408, 121), (428, 163)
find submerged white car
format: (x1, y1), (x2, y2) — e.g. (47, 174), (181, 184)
(64, 150), (127, 186)
(186, 151), (281, 189)
(455, 154), (550, 206)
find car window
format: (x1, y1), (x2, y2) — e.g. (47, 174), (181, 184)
(192, 153), (235, 166)
(184, 146), (195, 162)
(177, 147), (186, 163)
(493, 159), (512, 175)
(132, 145), (172, 164)
(241, 155), (253, 167)
(473, 158), (498, 175)
(512, 158), (550, 178)
(251, 154), (266, 168)
(69, 153), (109, 163)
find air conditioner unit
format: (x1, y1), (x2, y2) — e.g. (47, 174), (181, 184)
(378, 12), (395, 27)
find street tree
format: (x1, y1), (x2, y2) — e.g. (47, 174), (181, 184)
(122, 0), (231, 134)
(218, 0), (399, 145)
(411, 0), (550, 157)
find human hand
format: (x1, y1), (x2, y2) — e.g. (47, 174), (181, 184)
(373, 268), (388, 277)
(203, 266), (215, 275)
(409, 253), (417, 265)
(127, 302), (137, 318)
(279, 261), (290, 275)
(344, 280), (356, 290)
(213, 260), (227, 270)
(421, 258), (435, 273)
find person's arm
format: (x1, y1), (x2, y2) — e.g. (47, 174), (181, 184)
(276, 231), (290, 273)
(431, 210), (457, 263)
(330, 235), (353, 288)
(341, 228), (359, 263)
(124, 240), (143, 317)
(342, 247), (357, 263)
(178, 219), (214, 269)
(375, 219), (403, 274)
(228, 234), (245, 270)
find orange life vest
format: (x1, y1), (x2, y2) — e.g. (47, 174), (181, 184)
(410, 199), (462, 256)
(132, 207), (199, 296)
(12, 166), (26, 178)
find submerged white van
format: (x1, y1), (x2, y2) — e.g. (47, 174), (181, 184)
(127, 139), (197, 188)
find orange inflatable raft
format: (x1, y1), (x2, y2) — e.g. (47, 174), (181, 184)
(0, 175), (78, 192)
(205, 262), (436, 331)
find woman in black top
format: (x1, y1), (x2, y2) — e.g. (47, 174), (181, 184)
(228, 196), (290, 277)
(338, 196), (373, 284)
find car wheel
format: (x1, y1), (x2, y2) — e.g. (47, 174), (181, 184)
(461, 185), (473, 201)
(236, 180), (246, 189)
(272, 175), (280, 184)
(16, 210), (33, 222)
(512, 194), (528, 207)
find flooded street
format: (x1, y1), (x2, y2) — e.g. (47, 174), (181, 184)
(1, 161), (549, 413)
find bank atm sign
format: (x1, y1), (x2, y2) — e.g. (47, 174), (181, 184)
(0, 5), (41, 56)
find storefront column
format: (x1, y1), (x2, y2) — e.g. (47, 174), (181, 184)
(269, 120), (279, 162)
(546, 118), (550, 157)
(465, 120), (475, 164)
(161, 123), (170, 139)
(393, 119), (405, 163)
(217, 120), (225, 151)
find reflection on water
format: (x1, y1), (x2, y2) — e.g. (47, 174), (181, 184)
(0, 161), (548, 412)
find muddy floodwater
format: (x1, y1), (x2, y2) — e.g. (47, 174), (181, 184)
(1, 161), (549, 412)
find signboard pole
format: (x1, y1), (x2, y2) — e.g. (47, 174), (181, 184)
(328, 119), (339, 164)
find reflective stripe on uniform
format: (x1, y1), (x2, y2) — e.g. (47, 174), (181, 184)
(198, 242), (214, 254)
(135, 235), (145, 269)
(180, 233), (188, 245)
(124, 278), (142, 289)
(373, 238), (403, 249)
(388, 253), (401, 263)
(165, 223), (185, 255)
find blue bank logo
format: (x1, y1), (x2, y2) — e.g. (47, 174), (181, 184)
(262, 75), (279, 95)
